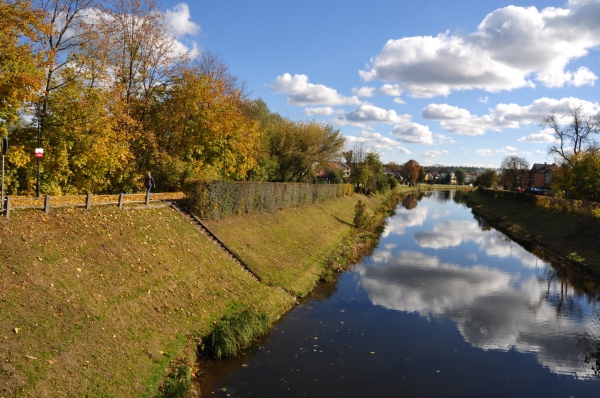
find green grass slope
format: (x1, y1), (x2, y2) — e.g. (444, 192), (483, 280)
(464, 189), (600, 278)
(206, 193), (385, 297)
(0, 206), (293, 397)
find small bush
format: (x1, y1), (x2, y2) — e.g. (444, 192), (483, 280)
(204, 309), (271, 358)
(353, 200), (370, 230)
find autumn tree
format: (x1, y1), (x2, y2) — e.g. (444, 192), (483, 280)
(150, 60), (262, 187)
(269, 119), (345, 182)
(402, 159), (420, 184)
(0, 0), (45, 135)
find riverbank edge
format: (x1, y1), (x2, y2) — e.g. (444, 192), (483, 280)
(171, 189), (407, 395)
(0, 186), (458, 396)
(463, 188), (600, 280)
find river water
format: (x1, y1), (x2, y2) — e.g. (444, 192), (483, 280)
(196, 191), (600, 397)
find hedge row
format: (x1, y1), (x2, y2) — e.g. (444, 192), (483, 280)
(480, 188), (600, 219)
(184, 180), (354, 220)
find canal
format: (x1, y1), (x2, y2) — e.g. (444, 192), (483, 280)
(196, 190), (600, 397)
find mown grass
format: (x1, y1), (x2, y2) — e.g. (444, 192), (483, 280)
(205, 193), (387, 297)
(0, 185), (440, 396)
(0, 205), (294, 397)
(464, 189), (600, 278)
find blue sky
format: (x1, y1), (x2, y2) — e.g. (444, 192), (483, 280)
(160, 0), (600, 168)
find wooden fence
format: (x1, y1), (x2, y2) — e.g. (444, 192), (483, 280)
(1, 192), (185, 219)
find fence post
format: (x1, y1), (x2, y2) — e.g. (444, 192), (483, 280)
(118, 193), (124, 209)
(4, 196), (9, 219)
(145, 192), (150, 205)
(86, 193), (92, 210)
(44, 195), (51, 214)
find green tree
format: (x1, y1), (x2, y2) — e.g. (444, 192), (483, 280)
(455, 169), (466, 185)
(552, 150), (600, 201)
(474, 169), (497, 188)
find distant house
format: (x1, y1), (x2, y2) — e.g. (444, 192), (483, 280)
(465, 172), (478, 184)
(527, 163), (557, 188)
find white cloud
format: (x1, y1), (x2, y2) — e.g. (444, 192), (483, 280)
(360, 0), (600, 97)
(165, 3), (201, 38)
(436, 134), (456, 144)
(352, 86), (376, 97)
(518, 128), (556, 143)
(344, 130), (410, 154)
(393, 98), (406, 104)
(272, 73), (362, 106)
(496, 146), (518, 155)
(422, 149), (442, 158)
(391, 121), (434, 145)
(422, 97), (600, 136)
(334, 104), (408, 126)
(379, 84), (403, 96)
(477, 96), (489, 104)
(304, 107), (343, 116)
(476, 149), (493, 156)
(570, 66), (598, 86)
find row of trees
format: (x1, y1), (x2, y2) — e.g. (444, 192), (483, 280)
(1, 0), (348, 195)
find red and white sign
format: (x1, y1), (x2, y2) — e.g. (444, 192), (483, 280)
(35, 148), (44, 158)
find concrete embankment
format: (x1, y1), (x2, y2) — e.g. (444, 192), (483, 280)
(0, 192), (387, 397)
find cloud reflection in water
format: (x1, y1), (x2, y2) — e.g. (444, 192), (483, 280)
(357, 250), (600, 378)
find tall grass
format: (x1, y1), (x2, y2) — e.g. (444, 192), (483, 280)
(204, 309), (272, 358)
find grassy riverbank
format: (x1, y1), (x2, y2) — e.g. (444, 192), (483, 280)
(0, 188), (401, 397)
(463, 188), (600, 278)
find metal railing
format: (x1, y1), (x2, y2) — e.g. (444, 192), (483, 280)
(2, 192), (185, 219)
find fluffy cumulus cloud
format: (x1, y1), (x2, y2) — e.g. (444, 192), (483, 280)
(496, 146), (518, 155)
(304, 107), (344, 116)
(344, 130), (410, 154)
(334, 104), (408, 126)
(333, 104), (434, 144)
(165, 3), (201, 38)
(272, 73), (361, 106)
(518, 128), (556, 143)
(352, 86), (376, 97)
(391, 121), (434, 145)
(422, 97), (600, 136)
(379, 84), (403, 96)
(422, 149), (442, 158)
(360, 0), (600, 97)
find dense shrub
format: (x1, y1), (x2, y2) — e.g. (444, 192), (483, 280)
(204, 309), (271, 358)
(184, 180), (353, 220)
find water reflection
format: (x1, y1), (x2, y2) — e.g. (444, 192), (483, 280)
(198, 191), (600, 395)
(359, 190), (600, 379)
